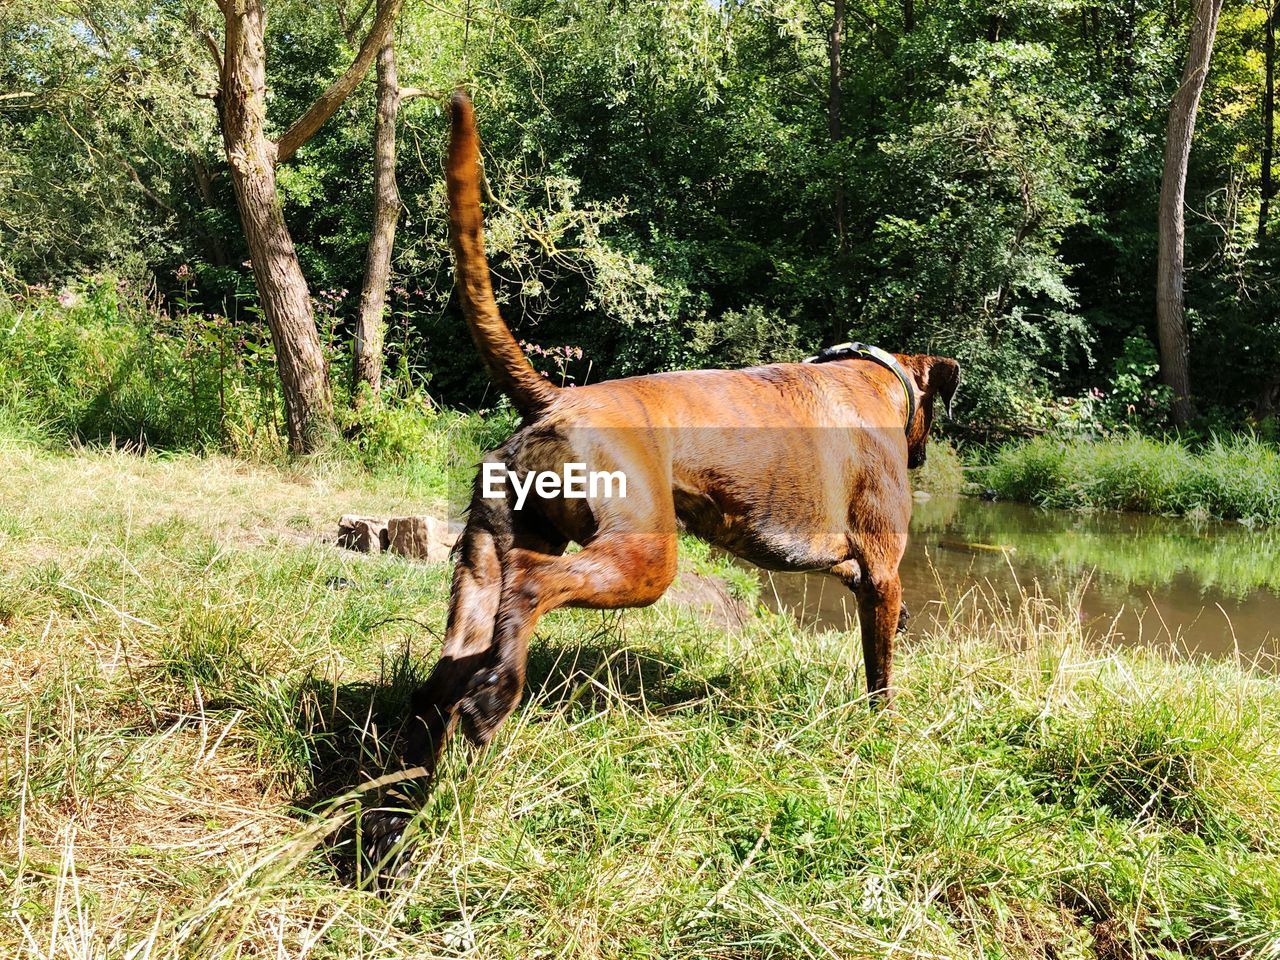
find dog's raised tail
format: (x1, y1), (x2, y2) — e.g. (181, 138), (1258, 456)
(447, 89), (558, 418)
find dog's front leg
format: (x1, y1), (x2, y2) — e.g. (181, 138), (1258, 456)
(854, 568), (902, 707)
(402, 523), (506, 771)
(833, 559), (909, 645)
(358, 520), (505, 877)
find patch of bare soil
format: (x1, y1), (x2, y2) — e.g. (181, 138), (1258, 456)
(664, 571), (752, 630)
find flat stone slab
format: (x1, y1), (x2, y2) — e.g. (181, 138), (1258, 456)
(386, 515), (455, 563)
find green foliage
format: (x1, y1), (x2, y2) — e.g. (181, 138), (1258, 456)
(6, 0), (1279, 428)
(335, 391), (519, 502)
(0, 0), (216, 279)
(0, 277), (280, 453)
(0, 281), (526, 509)
(687, 304), (803, 369)
(2, 0), (1279, 484)
(1011, 337), (1177, 438)
(986, 433), (1280, 523)
(911, 437), (966, 496)
(1104, 334), (1174, 428)
(864, 42), (1093, 420)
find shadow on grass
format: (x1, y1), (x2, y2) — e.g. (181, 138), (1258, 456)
(291, 628), (733, 807)
(290, 646), (430, 807)
(523, 627), (736, 713)
(292, 628), (736, 808)
(283, 625), (741, 884)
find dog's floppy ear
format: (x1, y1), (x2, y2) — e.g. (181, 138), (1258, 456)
(898, 354), (961, 418)
(928, 357), (960, 418)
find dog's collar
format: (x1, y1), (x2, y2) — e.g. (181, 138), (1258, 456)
(803, 342), (917, 434)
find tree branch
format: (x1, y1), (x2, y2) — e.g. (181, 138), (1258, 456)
(399, 85), (446, 101)
(121, 155), (175, 213)
(273, 0), (405, 164)
(348, 0), (378, 40)
(202, 29), (224, 74)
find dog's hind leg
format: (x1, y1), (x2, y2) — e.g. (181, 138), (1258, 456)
(455, 530), (679, 749)
(400, 519), (504, 776)
(361, 507), (566, 878)
(359, 515), (505, 879)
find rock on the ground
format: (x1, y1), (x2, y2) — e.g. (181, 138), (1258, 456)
(386, 515), (456, 563)
(337, 516), (389, 553)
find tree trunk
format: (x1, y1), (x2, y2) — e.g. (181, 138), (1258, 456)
(352, 19), (400, 404)
(828, 0), (845, 343)
(902, 0), (914, 33)
(1260, 0), (1275, 243)
(828, 0), (844, 249)
(219, 2), (333, 451)
(1156, 0), (1224, 426)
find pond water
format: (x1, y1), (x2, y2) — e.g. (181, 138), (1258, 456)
(745, 497), (1280, 659)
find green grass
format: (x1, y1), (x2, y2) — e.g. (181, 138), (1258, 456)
(913, 437), (966, 497)
(983, 433), (1280, 524)
(0, 279), (275, 452)
(3, 436), (1280, 959)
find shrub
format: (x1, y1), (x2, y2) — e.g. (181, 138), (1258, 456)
(0, 277), (280, 453)
(336, 393), (517, 504)
(912, 437), (965, 496)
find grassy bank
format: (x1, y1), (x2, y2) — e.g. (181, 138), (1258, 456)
(3, 438), (1280, 959)
(982, 434), (1280, 524)
(0, 281), (517, 504)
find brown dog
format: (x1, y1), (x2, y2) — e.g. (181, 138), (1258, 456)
(390, 91), (958, 811)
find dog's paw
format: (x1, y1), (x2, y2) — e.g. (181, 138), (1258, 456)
(358, 806), (416, 888)
(896, 602), (910, 635)
(458, 668), (514, 746)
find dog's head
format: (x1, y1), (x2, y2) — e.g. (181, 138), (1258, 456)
(895, 354), (961, 469)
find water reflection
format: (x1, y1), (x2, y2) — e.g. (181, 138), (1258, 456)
(745, 497), (1280, 658)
